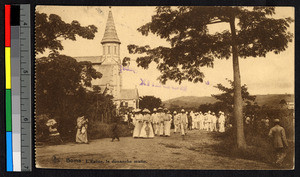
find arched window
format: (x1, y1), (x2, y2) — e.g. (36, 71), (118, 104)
(103, 46), (105, 54)
(108, 46), (110, 54)
(114, 46), (117, 54)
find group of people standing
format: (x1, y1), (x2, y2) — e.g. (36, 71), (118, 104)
(132, 107), (172, 138)
(131, 107), (227, 140)
(186, 110), (226, 133)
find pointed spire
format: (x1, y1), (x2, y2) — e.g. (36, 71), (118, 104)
(101, 8), (121, 44)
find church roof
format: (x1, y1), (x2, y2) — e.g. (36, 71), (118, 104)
(119, 89), (139, 100)
(101, 10), (121, 44)
(74, 56), (103, 63)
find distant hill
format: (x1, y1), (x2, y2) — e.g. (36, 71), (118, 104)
(255, 94), (294, 106)
(163, 96), (217, 109)
(162, 94), (294, 109)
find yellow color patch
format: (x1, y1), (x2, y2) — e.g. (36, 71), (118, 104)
(5, 47), (11, 89)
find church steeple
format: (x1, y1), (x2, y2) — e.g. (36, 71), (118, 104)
(101, 8), (121, 44)
(100, 7), (122, 100)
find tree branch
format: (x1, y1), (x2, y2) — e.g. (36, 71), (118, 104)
(208, 20), (224, 25)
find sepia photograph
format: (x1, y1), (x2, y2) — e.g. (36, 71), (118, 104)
(34, 6), (294, 169)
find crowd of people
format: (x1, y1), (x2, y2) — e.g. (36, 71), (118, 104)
(43, 105), (290, 167)
(130, 107), (227, 140)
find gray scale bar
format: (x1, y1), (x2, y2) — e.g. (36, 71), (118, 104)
(20, 4), (32, 172)
(11, 26), (21, 171)
(20, 76), (31, 99)
(20, 5), (30, 27)
(20, 27), (31, 75)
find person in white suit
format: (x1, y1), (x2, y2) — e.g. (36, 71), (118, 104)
(179, 109), (188, 139)
(151, 108), (159, 135)
(173, 111), (179, 133)
(211, 112), (217, 131)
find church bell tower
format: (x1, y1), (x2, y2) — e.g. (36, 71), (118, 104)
(101, 7), (122, 99)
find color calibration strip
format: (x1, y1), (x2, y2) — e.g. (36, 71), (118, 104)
(5, 4), (31, 172)
(5, 4), (13, 172)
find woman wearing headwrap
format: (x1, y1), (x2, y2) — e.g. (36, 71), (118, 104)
(76, 116), (89, 143)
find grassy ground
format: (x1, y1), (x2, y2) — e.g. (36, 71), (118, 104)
(35, 129), (278, 169)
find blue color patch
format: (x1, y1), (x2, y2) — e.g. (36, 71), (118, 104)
(6, 132), (13, 171)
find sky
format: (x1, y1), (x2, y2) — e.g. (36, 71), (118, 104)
(36, 6), (295, 101)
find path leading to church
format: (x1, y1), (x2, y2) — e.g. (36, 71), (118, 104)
(36, 130), (274, 169)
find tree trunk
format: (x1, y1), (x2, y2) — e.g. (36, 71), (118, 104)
(229, 16), (247, 149)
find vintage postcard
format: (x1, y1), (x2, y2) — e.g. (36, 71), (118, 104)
(35, 6), (294, 169)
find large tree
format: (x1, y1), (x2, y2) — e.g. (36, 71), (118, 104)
(127, 7), (293, 148)
(35, 12), (102, 118)
(35, 12), (116, 138)
(35, 12), (98, 54)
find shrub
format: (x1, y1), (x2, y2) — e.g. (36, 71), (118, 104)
(35, 114), (50, 142)
(88, 121), (134, 140)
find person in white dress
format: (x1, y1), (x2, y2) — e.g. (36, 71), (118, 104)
(133, 109), (143, 138)
(139, 109), (155, 138)
(76, 116), (88, 144)
(158, 107), (165, 136)
(164, 110), (172, 137)
(218, 111), (226, 133)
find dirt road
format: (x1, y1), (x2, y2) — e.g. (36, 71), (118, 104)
(36, 130), (274, 169)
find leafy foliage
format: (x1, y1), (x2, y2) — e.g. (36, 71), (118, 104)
(212, 79), (256, 109)
(127, 7), (293, 84)
(279, 99), (287, 105)
(139, 96), (162, 111)
(36, 12), (98, 54)
(35, 13), (117, 141)
(128, 6), (293, 148)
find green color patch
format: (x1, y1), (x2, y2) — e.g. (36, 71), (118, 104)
(6, 89), (12, 131)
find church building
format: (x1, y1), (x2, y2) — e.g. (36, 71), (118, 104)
(75, 8), (139, 110)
